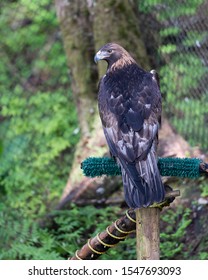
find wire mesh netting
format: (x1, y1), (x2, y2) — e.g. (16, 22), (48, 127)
(139, 0), (208, 150)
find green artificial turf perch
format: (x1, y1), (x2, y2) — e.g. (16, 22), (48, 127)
(81, 157), (205, 179)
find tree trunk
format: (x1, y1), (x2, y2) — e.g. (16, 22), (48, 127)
(55, 0), (151, 208)
(55, 0), (98, 135)
(92, 0), (150, 76)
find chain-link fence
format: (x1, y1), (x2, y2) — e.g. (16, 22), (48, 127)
(139, 0), (208, 151)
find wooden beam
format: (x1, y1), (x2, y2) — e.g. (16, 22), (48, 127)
(136, 207), (160, 260)
(136, 188), (180, 260)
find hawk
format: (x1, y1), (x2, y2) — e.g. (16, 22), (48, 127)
(94, 43), (164, 208)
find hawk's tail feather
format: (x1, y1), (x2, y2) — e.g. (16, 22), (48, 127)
(119, 150), (165, 208)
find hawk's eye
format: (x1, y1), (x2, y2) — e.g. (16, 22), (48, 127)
(107, 49), (112, 53)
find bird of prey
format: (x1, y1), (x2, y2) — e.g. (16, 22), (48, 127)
(94, 43), (165, 208)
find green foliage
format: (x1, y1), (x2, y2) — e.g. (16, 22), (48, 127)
(0, 140), (3, 155)
(0, 210), (63, 260)
(0, 202), (196, 260)
(160, 207), (192, 259)
(199, 180), (208, 197)
(0, 204), (136, 260)
(139, 0), (204, 19)
(40, 205), (206, 260)
(0, 0), (79, 259)
(198, 252), (208, 260)
(0, 0), (79, 218)
(53, 205), (137, 260)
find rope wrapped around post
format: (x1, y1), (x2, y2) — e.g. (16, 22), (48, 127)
(69, 209), (136, 260)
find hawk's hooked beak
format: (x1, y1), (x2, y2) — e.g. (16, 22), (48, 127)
(94, 50), (110, 63)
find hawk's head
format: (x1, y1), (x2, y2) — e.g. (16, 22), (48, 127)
(94, 43), (135, 70)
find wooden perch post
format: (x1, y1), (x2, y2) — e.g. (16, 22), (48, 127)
(136, 188), (180, 260)
(136, 207), (160, 260)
